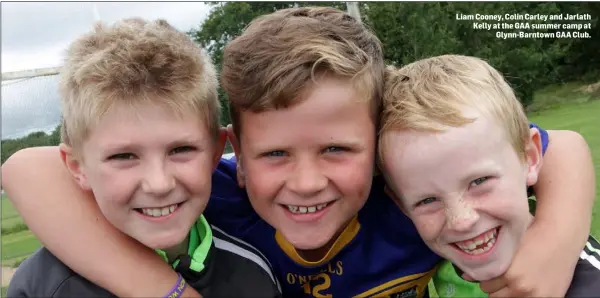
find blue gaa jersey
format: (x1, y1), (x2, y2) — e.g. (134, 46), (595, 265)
(204, 124), (549, 298)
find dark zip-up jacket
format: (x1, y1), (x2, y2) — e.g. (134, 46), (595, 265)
(7, 219), (281, 298)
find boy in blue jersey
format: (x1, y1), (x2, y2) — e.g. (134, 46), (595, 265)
(378, 55), (600, 297)
(1, 6), (596, 298)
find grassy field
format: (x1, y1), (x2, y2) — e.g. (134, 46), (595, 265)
(1, 194), (40, 268)
(529, 95), (600, 238)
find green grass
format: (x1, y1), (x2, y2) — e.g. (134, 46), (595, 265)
(1, 194), (20, 219)
(1, 195), (40, 269)
(527, 81), (599, 113)
(1, 230), (41, 261)
(1, 286), (7, 297)
(529, 99), (600, 238)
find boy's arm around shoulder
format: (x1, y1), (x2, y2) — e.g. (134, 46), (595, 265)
(7, 247), (114, 297)
(1, 147), (202, 297)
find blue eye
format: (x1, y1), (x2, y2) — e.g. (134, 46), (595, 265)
(470, 177), (489, 187)
(416, 197), (437, 206)
(324, 146), (346, 153)
(264, 150), (286, 157)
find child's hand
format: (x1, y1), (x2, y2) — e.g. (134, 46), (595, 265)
(479, 220), (578, 297)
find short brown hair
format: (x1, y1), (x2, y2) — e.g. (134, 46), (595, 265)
(221, 7), (385, 138)
(379, 55), (530, 162)
(60, 18), (221, 153)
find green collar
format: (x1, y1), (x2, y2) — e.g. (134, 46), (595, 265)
(155, 215), (212, 272)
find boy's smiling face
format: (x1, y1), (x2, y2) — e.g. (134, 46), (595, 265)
(381, 111), (541, 281)
(66, 102), (225, 250)
(234, 75), (376, 260)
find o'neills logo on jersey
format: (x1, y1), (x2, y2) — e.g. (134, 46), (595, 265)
(390, 286), (418, 298)
(285, 261), (344, 297)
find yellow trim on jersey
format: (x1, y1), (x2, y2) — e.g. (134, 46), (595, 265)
(353, 267), (437, 298)
(275, 216), (360, 266)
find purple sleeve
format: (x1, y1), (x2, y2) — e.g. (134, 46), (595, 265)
(204, 157), (262, 239)
(529, 122), (549, 155)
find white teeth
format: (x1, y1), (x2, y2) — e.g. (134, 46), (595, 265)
(455, 228), (499, 255)
(141, 203), (178, 218)
(286, 202), (329, 214)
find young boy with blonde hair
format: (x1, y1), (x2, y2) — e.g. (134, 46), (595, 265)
(6, 18), (280, 298)
(378, 55), (600, 297)
(1, 7), (596, 298)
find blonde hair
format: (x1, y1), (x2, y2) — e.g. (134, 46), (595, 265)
(59, 18), (221, 153)
(379, 55), (530, 161)
(221, 7), (385, 138)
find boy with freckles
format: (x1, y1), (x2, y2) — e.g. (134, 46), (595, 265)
(379, 55), (600, 297)
(1, 7), (597, 298)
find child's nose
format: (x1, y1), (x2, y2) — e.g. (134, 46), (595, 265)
(141, 163), (175, 196)
(287, 158), (327, 198)
(445, 197), (479, 232)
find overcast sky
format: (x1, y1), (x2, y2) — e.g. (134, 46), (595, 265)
(2, 2), (212, 73)
(1, 2), (212, 139)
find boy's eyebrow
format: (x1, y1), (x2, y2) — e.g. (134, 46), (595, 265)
(101, 135), (209, 152)
(248, 138), (366, 152)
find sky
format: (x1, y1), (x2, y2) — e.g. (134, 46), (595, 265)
(1, 2), (212, 139)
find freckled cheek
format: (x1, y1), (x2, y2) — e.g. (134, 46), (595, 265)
(481, 188), (527, 219)
(413, 216), (444, 243)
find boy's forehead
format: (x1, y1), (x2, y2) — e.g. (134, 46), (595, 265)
(237, 78), (374, 137)
(382, 116), (509, 181)
(87, 102), (211, 140)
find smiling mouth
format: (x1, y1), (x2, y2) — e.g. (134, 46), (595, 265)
(452, 227), (500, 255)
(134, 203), (181, 218)
(284, 202), (332, 214)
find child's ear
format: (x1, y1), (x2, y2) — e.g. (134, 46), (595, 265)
(226, 124), (246, 188)
(59, 143), (91, 191)
(525, 127), (544, 187)
(384, 184), (407, 215)
(212, 127), (228, 170)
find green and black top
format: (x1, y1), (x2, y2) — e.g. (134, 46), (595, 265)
(7, 215), (282, 298)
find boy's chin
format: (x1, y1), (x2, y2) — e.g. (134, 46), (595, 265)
(136, 230), (190, 251)
(285, 231), (335, 251)
(461, 264), (506, 282)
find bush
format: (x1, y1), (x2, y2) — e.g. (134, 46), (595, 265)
(1, 222), (29, 235)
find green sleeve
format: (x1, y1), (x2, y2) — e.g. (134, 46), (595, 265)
(431, 260), (487, 298)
